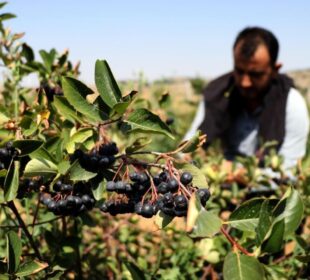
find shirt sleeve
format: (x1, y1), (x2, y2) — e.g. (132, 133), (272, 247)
(278, 88), (309, 169)
(183, 99), (205, 140)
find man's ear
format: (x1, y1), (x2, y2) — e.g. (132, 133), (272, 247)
(274, 62), (282, 72)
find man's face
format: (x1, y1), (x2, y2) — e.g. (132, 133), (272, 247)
(233, 43), (277, 99)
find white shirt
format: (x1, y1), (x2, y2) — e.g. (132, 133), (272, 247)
(184, 88), (309, 169)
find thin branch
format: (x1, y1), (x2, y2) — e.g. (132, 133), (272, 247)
(0, 216), (62, 229)
(221, 226), (254, 256)
(7, 201), (43, 260)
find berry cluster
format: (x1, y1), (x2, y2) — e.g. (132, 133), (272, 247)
(0, 141), (19, 170)
(70, 142), (118, 172)
(17, 177), (43, 198)
(99, 170), (210, 219)
(40, 181), (96, 216)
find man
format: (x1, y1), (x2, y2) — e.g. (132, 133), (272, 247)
(186, 27), (309, 170)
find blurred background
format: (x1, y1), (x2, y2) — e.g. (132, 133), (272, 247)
(7, 0), (310, 84)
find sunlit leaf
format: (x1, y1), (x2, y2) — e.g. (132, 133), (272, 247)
(125, 108), (174, 139)
(223, 252), (265, 280)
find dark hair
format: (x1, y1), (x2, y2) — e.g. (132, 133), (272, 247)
(233, 27), (279, 65)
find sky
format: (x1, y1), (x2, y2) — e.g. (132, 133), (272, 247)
(4, 0), (310, 84)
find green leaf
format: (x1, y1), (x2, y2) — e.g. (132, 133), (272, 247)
(125, 137), (152, 153)
(111, 101), (131, 116)
(187, 192), (222, 238)
(53, 96), (84, 123)
(262, 219), (284, 253)
(24, 158), (57, 178)
(0, 2), (8, 10)
(30, 147), (57, 164)
(6, 231), (22, 274)
(13, 140), (43, 156)
(4, 161), (19, 202)
(0, 169), (7, 177)
(0, 13), (16, 21)
(176, 162), (207, 188)
(61, 77), (103, 123)
(124, 262), (146, 280)
(228, 198), (265, 232)
(177, 130), (202, 153)
(256, 199), (279, 245)
(95, 60), (122, 108)
(19, 116), (38, 136)
(91, 179), (106, 201)
(65, 128), (94, 154)
(21, 43), (34, 62)
(57, 161), (71, 175)
(223, 252), (265, 280)
(39, 49), (56, 71)
(188, 209), (222, 238)
(272, 187), (304, 237)
(154, 211), (174, 229)
(0, 274), (9, 280)
(0, 111), (9, 124)
(125, 108), (174, 139)
(16, 260), (48, 277)
(158, 92), (171, 108)
(69, 161), (97, 182)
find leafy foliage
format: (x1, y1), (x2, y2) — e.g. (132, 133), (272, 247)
(0, 3), (309, 279)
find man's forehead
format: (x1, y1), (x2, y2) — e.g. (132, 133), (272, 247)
(234, 44), (271, 68)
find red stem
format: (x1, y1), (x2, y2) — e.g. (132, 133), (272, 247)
(221, 226), (254, 256)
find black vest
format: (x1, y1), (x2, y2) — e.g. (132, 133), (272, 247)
(198, 72), (293, 152)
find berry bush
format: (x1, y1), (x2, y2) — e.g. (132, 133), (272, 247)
(0, 3), (309, 279)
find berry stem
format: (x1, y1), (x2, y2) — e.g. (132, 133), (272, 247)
(7, 201), (43, 260)
(220, 226), (254, 256)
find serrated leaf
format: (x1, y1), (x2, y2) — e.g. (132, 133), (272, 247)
(61, 77), (103, 123)
(16, 260), (48, 277)
(65, 128), (94, 154)
(53, 96), (84, 123)
(223, 252), (265, 280)
(125, 108), (174, 139)
(13, 140), (43, 156)
(4, 161), (19, 202)
(154, 211), (174, 229)
(6, 231), (22, 274)
(24, 158), (57, 178)
(228, 198), (265, 232)
(69, 161), (97, 181)
(176, 162), (208, 188)
(124, 262), (146, 280)
(95, 59), (122, 108)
